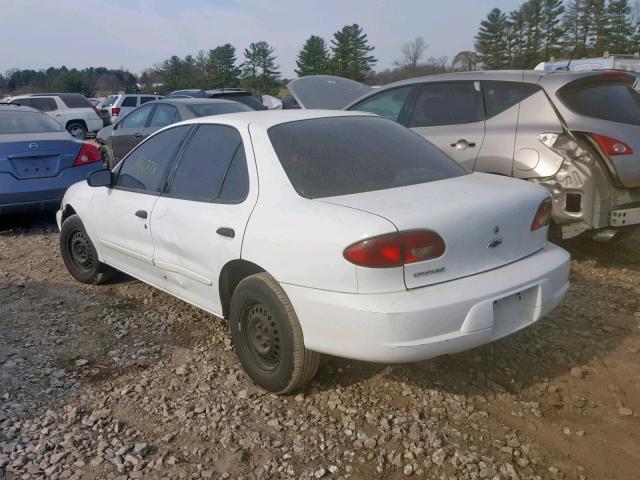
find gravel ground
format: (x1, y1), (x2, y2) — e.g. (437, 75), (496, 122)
(1, 212), (639, 480)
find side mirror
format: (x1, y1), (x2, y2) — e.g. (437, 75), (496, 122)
(87, 169), (113, 187)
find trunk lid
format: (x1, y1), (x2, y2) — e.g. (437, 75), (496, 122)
(287, 75), (372, 110)
(322, 173), (549, 288)
(0, 133), (82, 180)
(554, 72), (640, 188)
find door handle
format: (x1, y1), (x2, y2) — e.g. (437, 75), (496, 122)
(450, 139), (476, 150)
(216, 227), (235, 238)
(135, 210), (148, 219)
(133, 133), (143, 138)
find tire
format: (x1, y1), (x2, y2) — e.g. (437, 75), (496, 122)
(67, 122), (87, 139)
(230, 272), (320, 393)
(100, 145), (116, 170)
(60, 214), (114, 284)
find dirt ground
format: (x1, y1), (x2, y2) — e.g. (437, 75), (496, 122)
(1, 212), (639, 480)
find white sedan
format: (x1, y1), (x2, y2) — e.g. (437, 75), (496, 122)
(57, 110), (570, 393)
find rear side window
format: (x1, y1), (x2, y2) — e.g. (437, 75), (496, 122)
(0, 111), (63, 134)
(188, 102), (253, 117)
(268, 116), (467, 199)
(140, 96), (156, 104)
(409, 82), (484, 127)
(482, 81), (541, 118)
(168, 124), (248, 202)
(149, 104), (179, 127)
(121, 104), (154, 129)
(19, 97), (58, 112)
(116, 126), (190, 193)
(349, 86), (412, 121)
(122, 96), (138, 107)
(59, 94), (92, 108)
(558, 75), (640, 125)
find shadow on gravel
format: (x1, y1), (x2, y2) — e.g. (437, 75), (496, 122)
(0, 211), (58, 235)
(556, 229), (640, 272)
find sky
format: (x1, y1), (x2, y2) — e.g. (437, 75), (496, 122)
(1, 0), (524, 78)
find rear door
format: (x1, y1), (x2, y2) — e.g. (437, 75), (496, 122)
(111, 104), (155, 161)
(147, 103), (180, 135)
(151, 123), (257, 315)
(406, 81), (485, 170)
(90, 125), (191, 282)
(554, 73), (640, 188)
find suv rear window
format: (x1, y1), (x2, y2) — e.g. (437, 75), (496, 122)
(558, 74), (640, 125)
(268, 116), (467, 199)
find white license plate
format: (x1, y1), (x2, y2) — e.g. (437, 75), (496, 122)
(492, 286), (537, 338)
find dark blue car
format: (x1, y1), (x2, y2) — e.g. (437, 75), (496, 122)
(0, 104), (104, 214)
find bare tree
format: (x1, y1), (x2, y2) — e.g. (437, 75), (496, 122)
(395, 36), (428, 75)
(452, 51), (480, 71)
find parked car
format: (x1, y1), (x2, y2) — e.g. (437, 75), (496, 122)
(100, 94), (163, 125)
(289, 71), (640, 241)
(5, 93), (103, 139)
(0, 103), (104, 214)
(166, 89), (264, 110)
(57, 110), (570, 392)
(96, 98), (254, 168)
(94, 97), (114, 127)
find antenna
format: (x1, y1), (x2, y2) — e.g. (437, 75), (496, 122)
(564, 45), (578, 71)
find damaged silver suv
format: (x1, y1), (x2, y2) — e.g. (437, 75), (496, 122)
(289, 71), (640, 241)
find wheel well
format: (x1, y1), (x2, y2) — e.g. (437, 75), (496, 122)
(65, 119), (87, 130)
(61, 205), (77, 223)
(219, 259), (265, 319)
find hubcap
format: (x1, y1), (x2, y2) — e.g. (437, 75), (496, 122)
(242, 302), (280, 372)
(69, 231), (94, 271)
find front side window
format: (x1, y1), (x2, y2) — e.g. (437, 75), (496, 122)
(349, 86), (412, 121)
(483, 81), (540, 118)
(268, 116), (467, 199)
(167, 124), (248, 202)
(115, 126), (190, 192)
(409, 81), (484, 128)
(121, 96), (138, 107)
(120, 104), (154, 129)
(149, 104), (179, 128)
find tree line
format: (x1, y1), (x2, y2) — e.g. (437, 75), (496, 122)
(475, 0), (640, 69)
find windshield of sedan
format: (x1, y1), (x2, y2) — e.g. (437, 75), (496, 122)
(268, 116), (467, 198)
(189, 102), (253, 117)
(0, 111), (64, 134)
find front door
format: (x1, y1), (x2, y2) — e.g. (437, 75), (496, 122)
(407, 81), (486, 170)
(91, 124), (192, 282)
(150, 123), (258, 316)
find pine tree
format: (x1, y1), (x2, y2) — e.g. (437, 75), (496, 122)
(521, 0), (545, 67)
(541, 0), (565, 59)
(607, 0), (633, 53)
(475, 8), (510, 69)
(587, 0), (609, 54)
(194, 50), (209, 89)
(562, 0), (590, 57)
(507, 9), (527, 68)
(295, 35), (330, 77)
(207, 44), (241, 88)
(329, 24), (377, 81)
(240, 41), (281, 95)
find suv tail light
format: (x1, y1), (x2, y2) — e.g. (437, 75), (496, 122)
(590, 133), (633, 156)
(73, 143), (102, 167)
(112, 107), (121, 116)
(93, 106), (101, 117)
(531, 197), (552, 231)
(344, 230), (445, 268)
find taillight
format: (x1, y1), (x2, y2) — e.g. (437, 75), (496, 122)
(73, 143), (102, 167)
(343, 230), (445, 268)
(531, 197), (552, 231)
(590, 133), (633, 156)
(93, 107), (101, 116)
(112, 107), (121, 116)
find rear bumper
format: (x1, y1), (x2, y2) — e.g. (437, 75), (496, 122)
(0, 163), (103, 214)
(86, 118), (103, 133)
(283, 243), (570, 363)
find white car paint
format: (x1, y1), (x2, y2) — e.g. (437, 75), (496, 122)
(58, 110), (570, 364)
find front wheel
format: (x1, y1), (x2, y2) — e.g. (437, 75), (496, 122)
(60, 214), (114, 284)
(230, 272), (320, 393)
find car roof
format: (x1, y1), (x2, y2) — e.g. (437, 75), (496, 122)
(175, 109), (373, 129)
(153, 98), (242, 106)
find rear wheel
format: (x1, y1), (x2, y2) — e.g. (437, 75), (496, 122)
(60, 214), (114, 284)
(67, 122), (87, 139)
(230, 272), (320, 393)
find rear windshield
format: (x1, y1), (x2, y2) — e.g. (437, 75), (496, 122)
(101, 95), (118, 107)
(0, 111), (64, 134)
(189, 102), (253, 117)
(215, 93), (263, 110)
(268, 116), (467, 199)
(558, 75), (640, 125)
